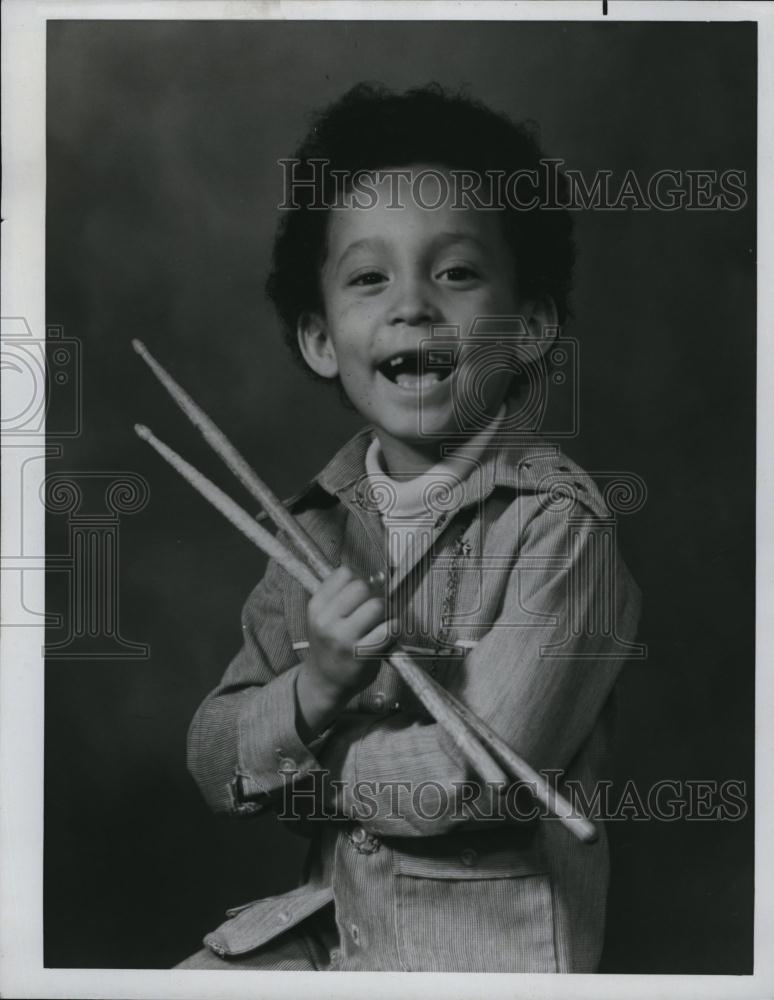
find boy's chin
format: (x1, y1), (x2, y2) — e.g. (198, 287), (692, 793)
(375, 407), (479, 448)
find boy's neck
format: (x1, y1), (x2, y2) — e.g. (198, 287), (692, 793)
(374, 433), (446, 481)
(373, 407), (506, 481)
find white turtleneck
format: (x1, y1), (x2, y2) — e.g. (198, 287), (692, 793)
(363, 406), (506, 570)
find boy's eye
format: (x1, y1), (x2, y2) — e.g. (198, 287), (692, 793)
(438, 266), (479, 282)
(350, 270), (387, 287)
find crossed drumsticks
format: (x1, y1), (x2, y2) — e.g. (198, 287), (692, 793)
(132, 339), (596, 844)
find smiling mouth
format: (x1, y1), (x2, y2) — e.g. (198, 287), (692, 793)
(377, 348), (458, 390)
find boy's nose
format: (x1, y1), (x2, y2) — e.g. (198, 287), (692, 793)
(387, 278), (440, 328)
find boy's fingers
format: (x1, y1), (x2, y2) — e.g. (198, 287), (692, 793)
(327, 578), (373, 618)
(356, 619), (400, 658)
(318, 565), (354, 596)
(342, 596), (386, 639)
(308, 566), (356, 616)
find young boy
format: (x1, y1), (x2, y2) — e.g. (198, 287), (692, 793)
(177, 83), (641, 973)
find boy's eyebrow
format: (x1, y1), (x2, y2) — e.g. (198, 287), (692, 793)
(333, 237), (388, 270)
(433, 230), (489, 253)
(334, 231), (489, 271)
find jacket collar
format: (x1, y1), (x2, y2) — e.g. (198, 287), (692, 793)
(282, 424), (610, 597)
(290, 423), (572, 514)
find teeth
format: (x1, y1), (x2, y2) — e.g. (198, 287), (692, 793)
(389, 356), (404, 368)
(395, 372), (441, 390)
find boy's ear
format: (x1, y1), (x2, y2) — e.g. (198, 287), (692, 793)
(524, 296), (560, 359)
(297, 312), (339, 379)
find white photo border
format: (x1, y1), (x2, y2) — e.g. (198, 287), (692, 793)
(1, 1), (771, 998)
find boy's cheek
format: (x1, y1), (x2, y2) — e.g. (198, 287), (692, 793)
(327, 292), (377, 327)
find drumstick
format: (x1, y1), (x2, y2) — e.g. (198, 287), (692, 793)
(134, 423), (508, 789)
(132, 339), (332, 582)
(135, 423), (595, 841)
(439, 686), (596, 841)
(135, 425), (321, 595)
(134, 351), (596, 841)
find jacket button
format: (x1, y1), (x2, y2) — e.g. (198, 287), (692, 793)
(347, 824), (381, 854)
(278, 757), (297, 774)
(373, 692), (386, 711)
(329, 947), (341, 966)
(277, 910), (290, 926)
(349, 923), (360, 945)
(460, 848), (478, 867)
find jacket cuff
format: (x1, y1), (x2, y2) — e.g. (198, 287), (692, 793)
(235, 665), (328, 802)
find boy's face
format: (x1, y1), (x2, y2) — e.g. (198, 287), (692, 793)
(299, 166), (553, 456)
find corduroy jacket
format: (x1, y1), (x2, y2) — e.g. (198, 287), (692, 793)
(186, 427), (642, 972)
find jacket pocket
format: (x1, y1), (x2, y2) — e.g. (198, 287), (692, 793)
(204, 885), (334, 957)
(392, 833), (557, 972)
(392, 840), (543, 880)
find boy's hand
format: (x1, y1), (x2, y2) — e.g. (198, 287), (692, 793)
(296, 566), (397, 739)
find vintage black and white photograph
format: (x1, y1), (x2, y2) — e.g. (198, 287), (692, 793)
(1, 2), (771, 998)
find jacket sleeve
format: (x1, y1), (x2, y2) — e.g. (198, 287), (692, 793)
(186, 554), (331, 817)
(314, 496), (642, 837)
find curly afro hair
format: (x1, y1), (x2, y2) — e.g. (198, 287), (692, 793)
(266, 82), (575, 375)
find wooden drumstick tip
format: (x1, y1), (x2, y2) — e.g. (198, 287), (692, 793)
(576, 819), (598, 844)
(134, 423), (152, 442)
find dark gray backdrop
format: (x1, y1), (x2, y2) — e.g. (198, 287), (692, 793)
(44, 20), (755, 972)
